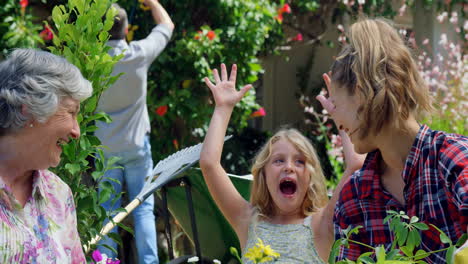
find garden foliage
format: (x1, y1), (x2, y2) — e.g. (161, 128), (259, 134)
(329, 211), (467, 264)
(0, 0), (466, 261)
(46, 0), (128, 255)
(0, 0), (43, 57)
(115, 0), (286, 164)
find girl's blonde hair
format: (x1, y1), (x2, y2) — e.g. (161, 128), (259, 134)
(250, 128), (328, 217)
(331, 18), (433, 139)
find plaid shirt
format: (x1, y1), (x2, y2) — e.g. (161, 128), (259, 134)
(334, 125), (468, 263)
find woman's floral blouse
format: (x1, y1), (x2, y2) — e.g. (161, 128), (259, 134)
(0, 170), (85, 263)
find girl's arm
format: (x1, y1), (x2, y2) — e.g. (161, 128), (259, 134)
(199, 64), (253, 243)
(313, 72), (366, 261)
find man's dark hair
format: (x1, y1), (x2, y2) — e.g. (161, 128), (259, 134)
(109, 3), (128, 40)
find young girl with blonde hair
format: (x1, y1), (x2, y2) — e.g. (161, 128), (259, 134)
(200, 64), (362, 263)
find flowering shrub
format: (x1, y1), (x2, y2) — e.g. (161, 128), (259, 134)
(298, 0), (466, 184)
(92, 249), (121, 264)
(0, 0), (43, 57)
(416, 11), (467, 135)
(112, 0), (287, 165)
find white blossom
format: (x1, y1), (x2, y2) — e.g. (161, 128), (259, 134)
(188, 256), (200, 263)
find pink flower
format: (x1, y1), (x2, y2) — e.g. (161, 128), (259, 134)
(292, 33), (303, 41)
(398, 4), (407, 16)
(19, 0), (28, 8)
(250, 107), (266, 118)
(92, 250), (103, 262)
(282, 3), (291, 13)
(275, 3), (291, 22)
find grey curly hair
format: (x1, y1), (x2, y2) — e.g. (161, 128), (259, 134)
(0, 48), (92, 136)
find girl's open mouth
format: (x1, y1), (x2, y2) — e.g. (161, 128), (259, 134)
(279, 178), (297, 196)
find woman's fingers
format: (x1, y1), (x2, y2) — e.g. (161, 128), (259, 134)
(322, 73), (332, 96)
(316, 95), (336, 114)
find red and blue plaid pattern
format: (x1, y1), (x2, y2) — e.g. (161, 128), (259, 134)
(334, 125), (468, 263)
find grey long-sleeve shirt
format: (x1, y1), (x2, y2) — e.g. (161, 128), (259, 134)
(95, 24), (173, 153)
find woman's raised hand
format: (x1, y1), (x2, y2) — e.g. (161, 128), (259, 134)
(316, 72), (336, 115)
(316, 72), (365, 173)
(204, 64), (252, 109)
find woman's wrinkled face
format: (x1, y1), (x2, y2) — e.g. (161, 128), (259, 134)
(32, 97), (81, 169)
(329, 83), (376, 154)
(263, 138), (310, 217)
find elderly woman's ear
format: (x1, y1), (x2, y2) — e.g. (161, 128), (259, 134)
(20, 105), (34, 128)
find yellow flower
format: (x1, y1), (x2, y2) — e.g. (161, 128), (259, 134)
(244, 238), (280, 263)
(138, 0), (151, 11)
(263, 245), (280, 258)
(126, 25), (139, 42)
(182, 79), (192, 89)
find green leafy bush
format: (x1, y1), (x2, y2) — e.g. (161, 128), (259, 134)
(329, 211), (467, 264)
(46, 0), (126, 255)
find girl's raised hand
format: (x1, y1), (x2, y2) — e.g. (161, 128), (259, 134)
(204, 64), (252, 109)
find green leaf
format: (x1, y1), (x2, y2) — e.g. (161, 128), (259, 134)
(84, 95), (98, 114)
(397, 225), (409, 247)
(407, 229), (421, 248)
(107, 232), (123, 247)
(64, 163), (81, 175)
(400, 246), (413, 257)
(439, 231), (452, 244)
(446, 245), (455, 264)
(117, 222), (134, 235)
(455, 234), (467, 247)
(414, 249), (429, 260)
(413, 223), (429, 231)
(98, 187), (111, 204)
(375, 245), (386, 263)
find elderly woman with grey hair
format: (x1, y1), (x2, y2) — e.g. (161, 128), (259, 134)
(0, 49), (92, 263)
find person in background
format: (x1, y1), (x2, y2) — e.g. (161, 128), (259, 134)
(95, 1), (174, 263)
(0, 48), (92, 263)
(316, 17), (468, 263)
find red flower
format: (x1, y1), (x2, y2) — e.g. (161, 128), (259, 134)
(206, 30), (216, 41)
(292, 33), (303, 42)
(39, 25), (54, 41)
(19, 0), (28, 8)
(250, 107), (266, 118)
(155, 105), (168, 116)
(282, 3), (291, 13)
(173, 139), (179, 150)
(194, 30), (202, 40)
(275, 13), (284, 23)
(276, 3), (291, 22)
